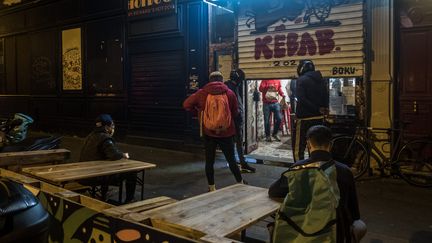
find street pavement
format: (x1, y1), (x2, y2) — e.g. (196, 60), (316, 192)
(59, 135), (432, 243)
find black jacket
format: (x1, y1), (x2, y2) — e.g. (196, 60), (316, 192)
(79, 127), (123, 162)
(295, 71), (329, 118)
(269, 150), (360, 243)
(225, 80), (243, 118)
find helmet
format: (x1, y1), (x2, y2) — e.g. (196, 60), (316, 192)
(297, 60), (315, 76)
(0, 179), (49, 242)
(229, 70), (240, 81)
(229, 69), (245, 82)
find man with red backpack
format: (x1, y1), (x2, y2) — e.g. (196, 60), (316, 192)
(183, 71), (245, 191)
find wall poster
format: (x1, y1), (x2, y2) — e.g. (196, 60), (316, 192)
(62, 28), (82, 91)
(217, 54), (232, 81)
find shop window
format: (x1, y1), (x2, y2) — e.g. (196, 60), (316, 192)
(211, 9), (234, 43)
(329, 78), (357, 116)
(31, 30), (58, 94)
(4, 36), (16, 94)
(16, 34), (31, 94)
(86, 18), (124, 94)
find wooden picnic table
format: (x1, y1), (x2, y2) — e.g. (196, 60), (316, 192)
(128, 184), (280, 242)
(22, 159), (156, 201)
(0, 149), (70, 170)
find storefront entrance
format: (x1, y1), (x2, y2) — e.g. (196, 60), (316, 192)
(244, 79), (294, 164)
(235, 0), (365, 164)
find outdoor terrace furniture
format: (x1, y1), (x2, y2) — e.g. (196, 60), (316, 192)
(123, 184), (280, 242)
(103, 196), (178, 218)
(0, 168), (196, 243)
(0, 149), (70, 171)
(21, 159), (156, 202)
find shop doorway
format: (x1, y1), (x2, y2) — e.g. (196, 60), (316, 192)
(244, 79), (294, 165)
(242, 77), (359, 165)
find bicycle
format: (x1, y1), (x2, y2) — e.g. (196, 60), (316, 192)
(330, 126), (432, 187)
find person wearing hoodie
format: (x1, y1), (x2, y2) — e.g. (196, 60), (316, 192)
(293, 60), (329, 161)
(259, 79), (287, 142)
(225, 69), (256, 173)
(183, 71), (245, 191)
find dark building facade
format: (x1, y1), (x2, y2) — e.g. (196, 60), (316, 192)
(0, 0), (208, 145)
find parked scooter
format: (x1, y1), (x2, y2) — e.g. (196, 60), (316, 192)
(0, 113), (61, 153)
(0, 178), (50, 243)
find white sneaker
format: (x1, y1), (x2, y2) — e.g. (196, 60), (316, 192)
(208, 184), (216, 192)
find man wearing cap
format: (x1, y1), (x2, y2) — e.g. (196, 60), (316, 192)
(183, 71), (246, 191)
(80, 114), (136, 203)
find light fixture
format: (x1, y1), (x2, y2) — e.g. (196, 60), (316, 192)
(203, 0), (234, 13)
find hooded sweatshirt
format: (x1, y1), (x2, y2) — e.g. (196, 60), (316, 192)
(259, 79), (285, 104)
(183, 82), (239, 137)
(296, 71), (329, 119)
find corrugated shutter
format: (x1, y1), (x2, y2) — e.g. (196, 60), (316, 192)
(238, 1), (365, 78)
(129, 51), (186, 138)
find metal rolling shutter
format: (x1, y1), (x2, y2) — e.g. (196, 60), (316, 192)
(238, 1), (365, 79)
(129, 51), (186, 138)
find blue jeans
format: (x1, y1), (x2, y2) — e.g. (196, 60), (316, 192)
(263, 103), (282, 137)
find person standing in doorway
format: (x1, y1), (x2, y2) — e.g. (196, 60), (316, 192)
(293, 60), (329, 161)
(259, 79), (286, 142)
(183, 71), (246, 191)
(225, 69), (256, 173)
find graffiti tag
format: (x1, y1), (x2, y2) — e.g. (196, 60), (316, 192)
(332, 67), (357, 75)
(255, 29), (335, 60)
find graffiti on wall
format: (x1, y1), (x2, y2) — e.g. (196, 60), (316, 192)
(238, 0), (364, 78)
(254, 29), (336, 60)
(32, 56), (55, 91)
(62, 28), (82, 91)
(245, 0), (353, 34)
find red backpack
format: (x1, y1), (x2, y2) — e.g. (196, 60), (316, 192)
(201, 93), (232, 134)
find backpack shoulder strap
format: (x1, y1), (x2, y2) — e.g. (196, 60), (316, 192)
(289, 159), (334, 171)
(278, 211), (337, 237)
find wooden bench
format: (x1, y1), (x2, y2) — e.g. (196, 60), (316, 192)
(0, 149), (71, 171)
(121, 196), (178, 212)
(63, 181), (92, 192)
(122, 184), (280, 242)
(103, 196), (177, 218)
(0, 168), (113, 212)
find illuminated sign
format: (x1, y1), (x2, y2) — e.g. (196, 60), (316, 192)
(128, 0), (177, 18)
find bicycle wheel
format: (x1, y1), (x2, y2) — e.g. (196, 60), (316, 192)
(331, 136), (369, 179)
(396, 139), (432, 187)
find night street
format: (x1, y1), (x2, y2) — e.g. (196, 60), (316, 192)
(1, 0), (432, 242)
(60, 135), (432, 243)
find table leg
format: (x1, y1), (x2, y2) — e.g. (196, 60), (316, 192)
(91, 186), (96, 198)
(241, 229), (246, 241)
(141, 170), (145, 200)
(118, 181), (123, 204)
